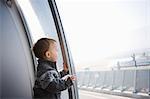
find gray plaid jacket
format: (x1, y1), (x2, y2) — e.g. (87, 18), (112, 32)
(33, 59), (73, 99)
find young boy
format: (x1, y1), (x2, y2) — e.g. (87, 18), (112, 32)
(33, 38), (75, 99)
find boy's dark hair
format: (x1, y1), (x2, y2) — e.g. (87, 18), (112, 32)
(33, 38), (56, 59)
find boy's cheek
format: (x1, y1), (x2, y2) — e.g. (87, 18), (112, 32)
(56, 52), (58, 59)
(55, 56), (57, 60)
(53, 54), (58, 61)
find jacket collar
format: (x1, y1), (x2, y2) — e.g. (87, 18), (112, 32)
(38, 58), (57, 70)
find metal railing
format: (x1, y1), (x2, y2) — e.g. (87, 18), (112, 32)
(77, 69), (150, 96)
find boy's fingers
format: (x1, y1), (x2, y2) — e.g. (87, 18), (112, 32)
(70, 76), (76, 81)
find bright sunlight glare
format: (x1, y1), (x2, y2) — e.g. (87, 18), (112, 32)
(17, 0), (46, 43)
(56, 0), (150, 70)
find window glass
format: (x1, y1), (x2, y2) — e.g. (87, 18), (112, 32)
(56, 1), (150, 97)
(56, 0), (150, 71)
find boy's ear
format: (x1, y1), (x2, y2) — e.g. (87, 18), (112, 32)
(45, 51), (51, 58)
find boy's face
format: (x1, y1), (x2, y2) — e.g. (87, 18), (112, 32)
(45, 42), (58, 62)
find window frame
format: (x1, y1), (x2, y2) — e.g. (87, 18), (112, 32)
(48, 0), (79, 99)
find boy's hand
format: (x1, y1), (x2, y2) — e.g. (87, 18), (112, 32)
(70, 75), (76, 81)
(63, 62), (68, 72)
(62, 75), (76, 81)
